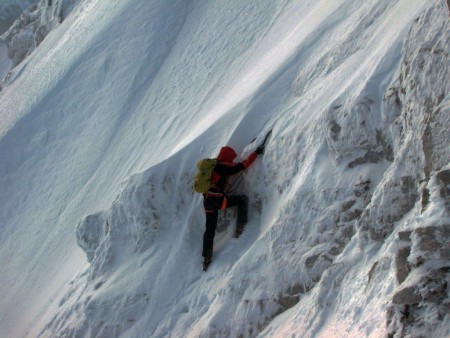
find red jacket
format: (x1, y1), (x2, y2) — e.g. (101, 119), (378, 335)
(209, 146), (257, 193)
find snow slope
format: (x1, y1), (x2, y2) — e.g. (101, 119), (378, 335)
(0, 0), (448, 337)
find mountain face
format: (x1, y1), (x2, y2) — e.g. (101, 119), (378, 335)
(0, 0), (78, 73)
(0, 0), (39, 79)
(0, 0), (39, 35)
(0, 1), (448, 337)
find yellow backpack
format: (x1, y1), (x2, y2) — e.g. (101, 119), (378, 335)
(194, 158), (217, 193)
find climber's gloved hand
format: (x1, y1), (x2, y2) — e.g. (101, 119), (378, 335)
(255, 145), (265, 155)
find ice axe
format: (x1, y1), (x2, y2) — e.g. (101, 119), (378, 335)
(226, 129), (272, 193)
(255, 129), (272, 155)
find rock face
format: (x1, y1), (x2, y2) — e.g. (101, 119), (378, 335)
(0, 1), (40, 35)
(437, 169), (450, 212)
(322, 2), (450, 337)
(384, 3), (450, 337)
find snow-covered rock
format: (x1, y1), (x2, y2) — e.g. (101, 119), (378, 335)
(0, 0), (38, 34)
(0, 0), (79, 70)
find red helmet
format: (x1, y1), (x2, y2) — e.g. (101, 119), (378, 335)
(217, 146), (237, 162)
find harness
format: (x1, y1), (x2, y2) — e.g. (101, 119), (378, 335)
(204, 191), (227, 212)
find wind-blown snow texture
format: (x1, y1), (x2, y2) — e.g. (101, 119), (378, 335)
(0, 0), (449, 337)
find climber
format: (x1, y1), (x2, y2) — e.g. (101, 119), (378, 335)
(202, 144), (264, 270)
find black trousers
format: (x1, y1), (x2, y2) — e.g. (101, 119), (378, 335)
(202, 194), (248, 258)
